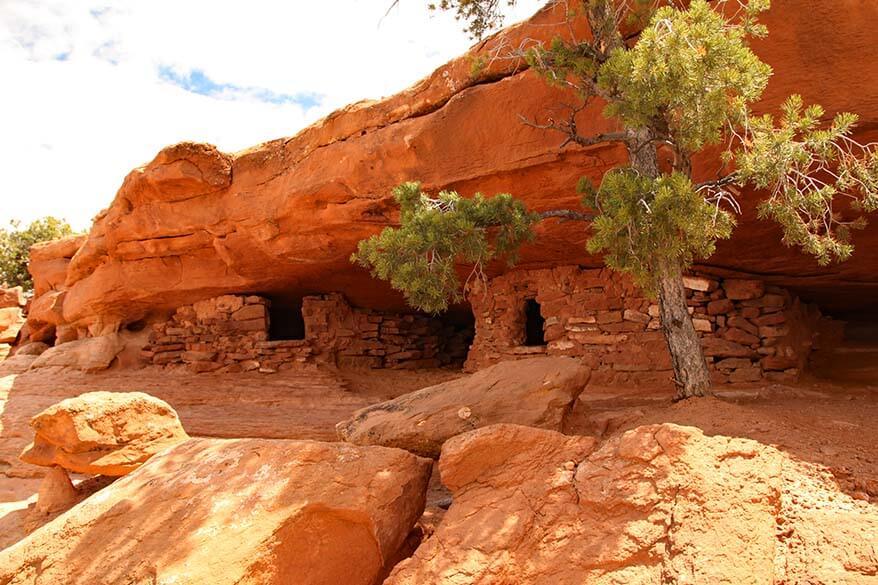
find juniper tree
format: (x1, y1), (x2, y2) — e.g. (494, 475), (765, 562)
(357, 0), (878, 399)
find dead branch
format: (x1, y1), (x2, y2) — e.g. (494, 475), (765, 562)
(538, 209), (596, 221)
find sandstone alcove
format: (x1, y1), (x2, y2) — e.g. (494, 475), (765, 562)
(811, 309), (878, 384)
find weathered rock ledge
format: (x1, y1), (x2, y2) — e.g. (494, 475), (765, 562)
(20, 0), (878, 341)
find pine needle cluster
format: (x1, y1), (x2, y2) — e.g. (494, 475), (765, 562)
(352, 182), (538, 312)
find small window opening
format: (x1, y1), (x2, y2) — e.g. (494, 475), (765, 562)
(268, 298), (306, 340)
(524, 298), (546, 346)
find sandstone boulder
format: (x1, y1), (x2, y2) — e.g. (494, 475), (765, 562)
(20, 391), (190, 476)
(0, 286), (25, 308)
(387, 423), (878, 584)
(0, 306), (24, 344)
(25, 290), (65, 343)
(29, 234), (86, 297)
(11, 341), (49, 356)
(0, 354), (37, 376)
(337, 357), (590, 458)
(29, 334), (124, 372)
(0, 438), (432, 585)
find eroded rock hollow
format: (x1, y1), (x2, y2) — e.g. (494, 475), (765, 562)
(20, 0), (878, 359)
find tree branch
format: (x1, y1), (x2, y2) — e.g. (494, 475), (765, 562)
(695, 173), (739, 191)
(696, 173), (743, 215)
(518, 114), (627, 149)
(565, 131), (629, 148)
(537, 209), (596, 222)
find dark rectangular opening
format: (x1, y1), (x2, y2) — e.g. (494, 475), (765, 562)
(436, 302), (476, 367)
(268, 298), (305, 340)
(524, 298), (546, 346)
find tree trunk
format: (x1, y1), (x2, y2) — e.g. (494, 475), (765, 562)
(625, 127), (712, 399)
(656, 256), (713, 399)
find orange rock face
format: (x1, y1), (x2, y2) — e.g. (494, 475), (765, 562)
(386, 423), (878, 584)
(28, 235), (85, 298)
(0, 287), (25, 309)
(0, 287), (26, 358)
(25, 1), (878, 336)
(0, 438), (432, 585)
(19, 391), (189, 476)
(0, 308), (23, 345)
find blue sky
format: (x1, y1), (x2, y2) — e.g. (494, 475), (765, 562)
(157, 66), (324, 109)
(0, 0), (545, 230)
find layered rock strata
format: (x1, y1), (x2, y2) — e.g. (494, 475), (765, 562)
(20, 0), (878, 342)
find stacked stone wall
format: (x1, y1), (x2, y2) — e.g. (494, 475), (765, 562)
(303, 293), (471, 370)
(143, 292), (470, 373)
(465, 266), (819, 386)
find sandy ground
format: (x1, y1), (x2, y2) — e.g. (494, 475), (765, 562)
(1, 364), (875, 551)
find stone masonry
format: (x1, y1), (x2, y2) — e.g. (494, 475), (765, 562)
(143, 293), (471, 373)
(143, 267), (821, 383)
(465, 266), (820, 386)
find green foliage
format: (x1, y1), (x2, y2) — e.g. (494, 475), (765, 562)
(352, 182), (538, 312)
(428, 0), (517, 39)
(597, 0), (771, 153)
(365, 0), (878, 311)
(735, 95), (878, 264)
(586, 170), (735, 293)
(469, 54), (488, 78)
(525, 37), (603, 91)
(0, 217), (76, 291)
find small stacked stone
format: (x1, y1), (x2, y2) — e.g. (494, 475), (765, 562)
(679, 276), (802, 384)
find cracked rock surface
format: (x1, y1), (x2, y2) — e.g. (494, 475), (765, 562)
(386, 423), (878, 585)
(0, 438), (432, 585)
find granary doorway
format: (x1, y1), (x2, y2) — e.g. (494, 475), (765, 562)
(266, 297), (306, 341)
(523, 298), (546, 347)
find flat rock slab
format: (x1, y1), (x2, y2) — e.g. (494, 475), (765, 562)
(0, 438), (432, 585)
(387, 423), (878, 584)
(30, 335), (124, 372)
(336, 357), (590, 458)
(0, 355), (37, 377)
(20, 391), (190, 476)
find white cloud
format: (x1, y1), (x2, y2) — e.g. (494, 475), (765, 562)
(0, 0), (545, 230)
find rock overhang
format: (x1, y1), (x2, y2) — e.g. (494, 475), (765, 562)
(23, 0), (878, 334)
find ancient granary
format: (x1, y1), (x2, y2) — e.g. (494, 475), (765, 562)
(16, 0), (878, 389)
(137, 270), (814, 388)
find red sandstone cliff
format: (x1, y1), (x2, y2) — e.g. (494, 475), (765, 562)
(26, 0), (878, 340)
